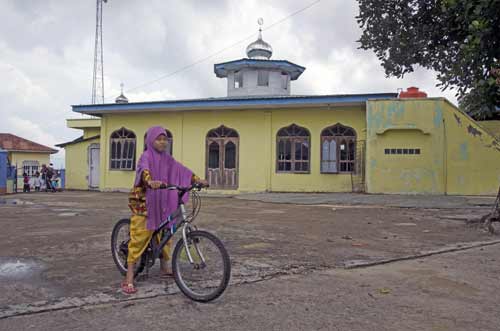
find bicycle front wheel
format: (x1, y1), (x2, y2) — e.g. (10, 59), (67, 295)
(172, 230), (231, 302)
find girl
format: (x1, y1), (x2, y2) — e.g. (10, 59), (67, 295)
(22, 172), (30, 192)
(51, 171), (59, 191)
(33, 172), (41, 192)
(122, 126), (207, 294)
(39, 172), (46, 192)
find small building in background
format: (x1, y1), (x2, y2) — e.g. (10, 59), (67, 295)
(0, 133), (58, 192)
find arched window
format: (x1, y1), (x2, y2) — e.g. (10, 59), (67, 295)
(321, 124), (356, 173)
(277, 124), (310, 173)
(110, 127), (136, 170)
(144, 129), (173, 155)
(207, 126), (238, 138)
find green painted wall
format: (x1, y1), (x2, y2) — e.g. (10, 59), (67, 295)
(478, 120), (500, 139)
(366, 98), (500, 195)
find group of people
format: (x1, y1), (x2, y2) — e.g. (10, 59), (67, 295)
(22, 163), (60, 193)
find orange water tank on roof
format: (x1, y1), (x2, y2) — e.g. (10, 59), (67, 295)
(399, 87), (427, 98)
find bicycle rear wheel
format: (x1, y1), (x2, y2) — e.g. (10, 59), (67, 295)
(110, 218), (145, 277)
(172, 230), (231, 302)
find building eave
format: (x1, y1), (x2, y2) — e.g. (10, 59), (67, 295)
(56, 135), (100, 148)
(5, 149), (58, 154)
(67, 118), (101, 129)
(72, 93), (398, 116)
(214, 58), (306, 80)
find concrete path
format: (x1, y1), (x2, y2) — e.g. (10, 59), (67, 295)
(233, 192), (497, 209)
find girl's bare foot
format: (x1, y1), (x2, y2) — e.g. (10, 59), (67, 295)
(124, 261), (136, 292)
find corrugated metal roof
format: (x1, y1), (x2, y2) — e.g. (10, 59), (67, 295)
(72, 93), (398, 116)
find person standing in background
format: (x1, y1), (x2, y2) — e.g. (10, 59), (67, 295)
(33, 172), (41, 192)
(51, 170), (60, 191)
(45, 163), (55, 192)
(23, 172), (30, 192)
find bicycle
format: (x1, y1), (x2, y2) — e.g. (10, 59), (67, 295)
(111, 183), (231, 302)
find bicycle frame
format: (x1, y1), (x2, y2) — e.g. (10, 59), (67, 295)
(148, 186), (204, 265)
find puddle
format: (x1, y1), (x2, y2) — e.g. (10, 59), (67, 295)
(312, 204), (388, 209)
(438, 215), (475, 221)
(58, 212), (79, 217)
(52, 208), (86, 212)
(255, 210), (285, 214)
(0, 257), (46, 279)
(0, 198), (34, 205)
(241, 260), (273, 269)
(242, 242), (272, 249)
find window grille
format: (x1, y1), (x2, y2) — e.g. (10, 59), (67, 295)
(277, 124), (310, 173)
(110, 127), (136, 170)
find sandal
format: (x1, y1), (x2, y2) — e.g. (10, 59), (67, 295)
(121, 281), (137, 294)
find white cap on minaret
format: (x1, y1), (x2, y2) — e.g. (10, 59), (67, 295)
(115, 82), (129, 104)
(246, 18), (273, 60)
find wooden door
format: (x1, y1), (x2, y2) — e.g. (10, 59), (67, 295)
(206, 126), (239, 189)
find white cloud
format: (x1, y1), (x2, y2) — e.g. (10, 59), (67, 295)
(4, 116), (59, 147)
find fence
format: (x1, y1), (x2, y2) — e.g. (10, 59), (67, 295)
(0, 150), (6, 194)
(6, 165), (17, 193)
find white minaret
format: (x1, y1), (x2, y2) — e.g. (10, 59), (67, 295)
(214, 19), (306, 97)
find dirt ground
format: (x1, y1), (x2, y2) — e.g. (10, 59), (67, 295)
(0, 191), (499, 330)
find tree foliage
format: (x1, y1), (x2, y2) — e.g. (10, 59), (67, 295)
(357, 0), (500, 119)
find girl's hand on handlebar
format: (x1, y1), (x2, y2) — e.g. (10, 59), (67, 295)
(147, 180), (163, 189)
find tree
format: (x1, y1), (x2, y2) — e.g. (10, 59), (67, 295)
(356, 0), (500, 119)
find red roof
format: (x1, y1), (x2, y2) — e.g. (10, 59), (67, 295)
(0, 133), (58, 154)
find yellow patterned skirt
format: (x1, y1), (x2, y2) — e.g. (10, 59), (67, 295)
(127, 214), (173, 264)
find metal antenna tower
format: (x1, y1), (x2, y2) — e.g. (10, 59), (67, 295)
(91, 0), (107, 104)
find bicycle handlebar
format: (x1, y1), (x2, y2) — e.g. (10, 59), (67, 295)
(158, 183), (209, 191)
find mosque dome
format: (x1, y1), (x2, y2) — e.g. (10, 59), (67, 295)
(115, 83), (129, 104)
(246, 28), (273, 60)
(115, 94), (128, 104)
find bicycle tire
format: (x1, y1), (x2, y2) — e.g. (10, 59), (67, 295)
(172, 230), (231, 302)
(110, 218), (145, 277)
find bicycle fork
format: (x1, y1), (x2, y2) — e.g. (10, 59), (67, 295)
(180, 205), (206, 267)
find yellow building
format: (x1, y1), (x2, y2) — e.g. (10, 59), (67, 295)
(56, 119), (101, 190)
(60, 30), (500, 195)
(366, 99), (500, 195)
(0, 133), (58, 192)
(478, 120), (500, 139)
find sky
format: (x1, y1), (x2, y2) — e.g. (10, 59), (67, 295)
(0, 0), (459, 168)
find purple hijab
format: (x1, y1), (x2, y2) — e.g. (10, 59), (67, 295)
(134, 126), (193, 230)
